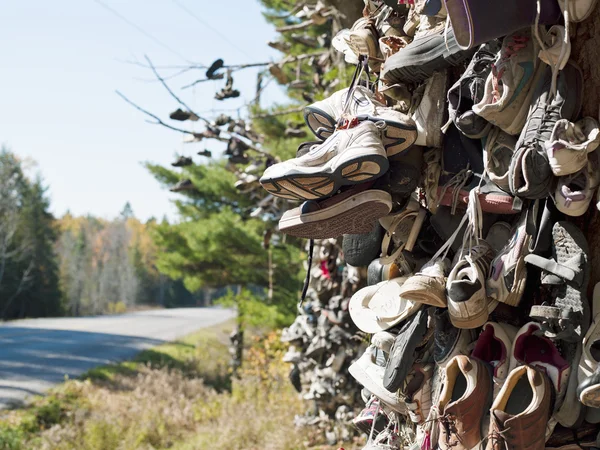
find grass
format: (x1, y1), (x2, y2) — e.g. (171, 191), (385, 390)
(0, 320), (329, 450)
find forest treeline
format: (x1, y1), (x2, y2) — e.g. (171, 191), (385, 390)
(0, 148), (201, 320)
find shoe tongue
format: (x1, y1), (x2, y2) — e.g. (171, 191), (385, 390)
(493, 409), (513, 427)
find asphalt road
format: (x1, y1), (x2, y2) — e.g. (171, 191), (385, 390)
(0, 307), (235, 408)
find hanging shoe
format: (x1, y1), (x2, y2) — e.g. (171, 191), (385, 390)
(555, 153), (600, 217)
(197, 149), (212, 158)
(169, 108), (199, 122)
(169, 179), (196, 192)
(578, 283), (600, 409)
(260, 121), (389, 201)
(171, 155), (193, 167)
(411, 70), (447, 148)
(546, 117), (600, 177)
(482, 127), (518, 192)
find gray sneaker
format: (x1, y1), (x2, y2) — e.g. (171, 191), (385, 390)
(509, 62), (583, 199)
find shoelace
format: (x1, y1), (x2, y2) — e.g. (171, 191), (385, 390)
(437, 167), (472, 215)
(491, 35), (529, 102)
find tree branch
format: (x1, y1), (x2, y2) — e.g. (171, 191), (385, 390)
(251, 106), (305, 119)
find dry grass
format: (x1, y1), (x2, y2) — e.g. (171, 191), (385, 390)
(0, 320), (336, 450)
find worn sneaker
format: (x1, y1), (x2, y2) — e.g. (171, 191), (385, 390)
(471, 322), (518, 397)
(555, 153), (600, 217)
(397, 259), (448, 307)
(411, 70), (447, 148)
(446, 40), (501, 139)
(197, 149), (212, 158)
(260, 121), (389, 201)
(303, 86), (418, 155)
(578, 282), (600, 408)
(509, 62), (584, 199)
(436, 355), (492, 450)
(433, 308), (473, 367)
(171, 156), (193, 167)
(169, 179), (195, 192)
(486, 365), (553, 450)
(278, 187), (392, 239)
(447, 239), (496, 329)
(169, 108), (199, 122)
(487, 214), (531, 307)
(381, 25), (475, 84)
(547, 117), (600, 176)
(346, 17), (381, 60)
(402, 363), (434, 425)
(510, 322), (571, 413)
(472, 30), (545, 135)
(353, 396), (389, 435)
(482, 127), (518, 192)
(559, 0), (599, 22)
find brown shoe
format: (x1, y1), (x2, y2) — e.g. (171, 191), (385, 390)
(485, 365), (552, 450)
(437, 355), (492, 450)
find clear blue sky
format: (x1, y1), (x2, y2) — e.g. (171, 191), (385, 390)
(0, 0), (287, 221)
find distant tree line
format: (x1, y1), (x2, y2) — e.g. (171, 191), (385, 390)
(0, 147), (203, 320)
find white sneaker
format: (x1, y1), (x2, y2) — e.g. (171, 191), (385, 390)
(349, 346), (407, 413)
(555, 152), (600, 217)
(260, 121), (389, 201)
(411, 70), (447, 148)
(559, 0), (599, 22)
(471, 321), (518, 397)
(578, 282), (600, 408)
(446, 240), (496, 329)
(546, 117), (600, 176)
(303, 85), (418, 155)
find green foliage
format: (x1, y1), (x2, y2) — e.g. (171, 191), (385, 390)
(217, 288), (289, 330)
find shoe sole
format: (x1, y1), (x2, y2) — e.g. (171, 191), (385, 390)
(278, 190), (392, 239)
(580, 385), (600, 408)
(303, 109), (418, 156)
(437, 187), (520, 214)
(449, 301), (489, 329)
(381, 35), (473, 84)
(261, 153), (389, 201)
(398, 278), (447, 308)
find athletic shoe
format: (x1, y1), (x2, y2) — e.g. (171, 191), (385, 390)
(197, 149), (212, 158)
(510, 322), (571, 413)
(169, 179), (195, 192)
(546, 117), (600, 176)
(471, 322), (518, 397)
(346, 17), (381, 60)
(397, 259), (448, 307)
(278, 187), (392, 239)
(169, 108), (199, 122)
(578, 282), (600, 408)
(260, 121), (389, 201)
(401, 363), (434, 425)
(555, 153), (600, 217)
(343, 220), (385, 268)
(303, 86), (418, 155)
(446, 40), (501, 139)
(411, 70), (447, 148)
(509, 62), (583, 199)
(353, 396), (389, 435)
(487, 214), (531, 306)
(381, 25), (475, 84)
(559, 0), (599, 22)
(482, 127), (518, 192)
(436, 355), (492, 450)
(371, 331), (396, 354)
(447, 239), (496, 329)
(472, 29), (545, 135)
(433, 308), (473, 366)
(171, 156), (193, 167)
(486, 365), (552, 450)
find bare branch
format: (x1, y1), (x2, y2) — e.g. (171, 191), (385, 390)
(116, 91), (196, 135)
(276, 19), (315, 32)
(144, 55), (210, 125)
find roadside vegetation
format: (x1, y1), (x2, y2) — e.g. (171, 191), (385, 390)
(0, 320), (344, 450)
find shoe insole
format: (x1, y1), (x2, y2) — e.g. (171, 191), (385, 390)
(451, 371), (467, 402)
(505, 376), (533, 416)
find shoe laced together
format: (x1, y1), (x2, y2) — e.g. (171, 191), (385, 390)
(491, 35), (530, 102)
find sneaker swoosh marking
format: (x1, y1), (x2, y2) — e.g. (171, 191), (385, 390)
(505, 61), (534, 108)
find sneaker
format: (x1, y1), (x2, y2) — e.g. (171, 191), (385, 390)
(353, 396), (389, 435)
(411, 70), (447, 148)
(343, 220), (386, 267)
(346, 17), (381, 60)
(559, 0), (599, 22)
(197, 149), (212, 158)
(471, 322), (518, 397)
(372, 331), (396, 354)
(509, 62), (584, 199)
(402, 363), (434, 424)
(486, 365), (553, 450)
(546, 117), (600, 176)
(397, 259), (448, 307)
(348, 346), (408, 413)
(578, 282), (600, 408)
(171, 156), (193, 167)
(433, 308), (473, 367)
(509, 322), (570, 413)
(169, 179), (195, 192)
(487, 214), (531, 307)
(260, 121), (389, 201)
(482, 127), (518, 192)
(436, 355), (492, 450)
(169, 108), (199, 122)
(303, 86), (418, 155)
(555, 153), (600, 217)
(472, 30), (545, 136)
(446, 41), (501, 139)
(381, 26), (475, 84)
(278, 187), (392, 239)
(348, 276), (420, 333)
(447, 239), (496, 329)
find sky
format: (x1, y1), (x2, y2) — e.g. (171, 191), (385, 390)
(0, 0), (288, 222)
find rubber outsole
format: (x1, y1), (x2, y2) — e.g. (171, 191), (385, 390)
(580, 384), (600, 408)
(261, 153), (389, 201)
(278, 192), (392, 239)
